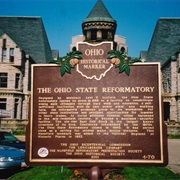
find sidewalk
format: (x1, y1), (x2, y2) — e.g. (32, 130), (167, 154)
(167, 139), (180, 174)
(16, 135), (25, 141)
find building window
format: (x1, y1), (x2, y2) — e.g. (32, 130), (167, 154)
(15, 74), (20, 89)
(121, 47), (125, 54)
(14, 99), (19, 119)
(0, 73), (8, 88)
(91, 30), (97, 40)
(2, 48), (7, 62)
(2, 39), (6, 48)
(72, 46), (77, 51)
(102, 30), (108, 40)
(164, 102), (170, 121)
(107, 31), (113, 40)
(0, 98), (6, 110)
(9, 48), (14, 62)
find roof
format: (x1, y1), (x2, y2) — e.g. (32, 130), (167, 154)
(0, 16), (52, 63)
(146, 18), (180, 65)
(83, 0), (116, 23)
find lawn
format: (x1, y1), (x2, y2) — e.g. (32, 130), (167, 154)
(8, 166), (180, 180)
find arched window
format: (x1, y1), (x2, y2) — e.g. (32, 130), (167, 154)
(120, 47), (125, 54)
(72, 46), (77, 51)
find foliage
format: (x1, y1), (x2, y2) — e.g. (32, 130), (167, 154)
(168, 134), (180, 139)
(108, 169), (123, 179)
(8, 166), (180, 180)
(11, 129), (25, 135)
(71, 169), (88, 180)
(50, 51), (82, 77)
(107, 50), (140, 76)
(9, 166), (73, 180)
(121, 166), (180, 180)
(49, 49), (140, 77)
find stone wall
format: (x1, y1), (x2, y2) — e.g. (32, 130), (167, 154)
(166, 120), (180, 135)
(167, 125), (180, 135)
(0, 34), (31, 131)
(162, 54), (180, 122)
(0, 118), (28, 132)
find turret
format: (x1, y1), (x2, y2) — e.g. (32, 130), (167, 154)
(82, 0), (117, 43)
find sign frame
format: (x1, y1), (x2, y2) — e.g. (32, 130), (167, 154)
(26, 43), (168, 169)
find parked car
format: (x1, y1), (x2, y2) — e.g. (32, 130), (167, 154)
(0, 131), (25, 149)
(0, 145), (26, 170)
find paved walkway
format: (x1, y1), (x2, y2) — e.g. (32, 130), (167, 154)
(167, 139), (180, 174)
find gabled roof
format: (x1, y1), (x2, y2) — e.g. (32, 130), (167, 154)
(0, 16), (52, 63)
(83, 0), (116, 23)
(146, 18), (180, 65)
(0, 29), (5, 35)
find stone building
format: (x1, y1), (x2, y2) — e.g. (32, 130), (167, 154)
(1, 1), (179, 133)
(70, 0), (128, 54)
(142, 18), (180, 122)
(0, 16), (54, 131)
(73, 0), (180, 123)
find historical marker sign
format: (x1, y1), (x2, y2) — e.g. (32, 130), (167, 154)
(26, 42), (168, 168)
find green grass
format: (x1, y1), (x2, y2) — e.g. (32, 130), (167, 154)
(168, 134), (180, 139)
(11, 129), (25, 135)
(8, 166), (180, 180)
(122, 166), (180, 180)
(8, 166), (74, 180)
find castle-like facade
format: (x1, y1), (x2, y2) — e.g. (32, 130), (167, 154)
(0, 0), (179, 131)
(71, 0), (127, 56)
(0, 17), (57, 131)
(141, 18), (180, 122)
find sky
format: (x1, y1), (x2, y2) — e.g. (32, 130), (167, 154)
(1, 0), (180, 58)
